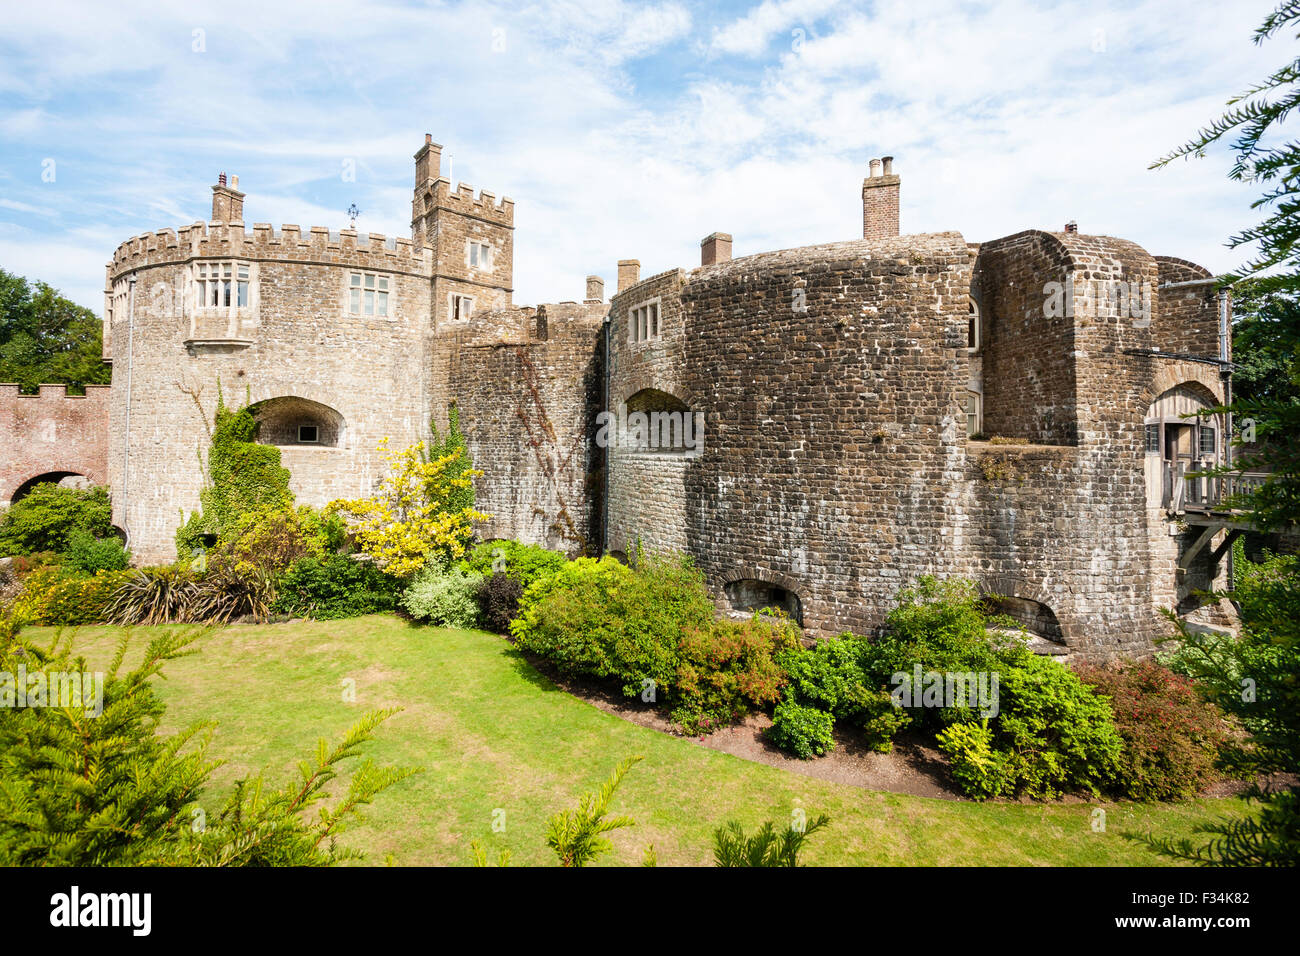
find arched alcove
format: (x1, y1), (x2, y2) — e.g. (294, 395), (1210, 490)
(723, 578), (804, 625)
(621, 388), (701, 455)
(251, 397), (345, 448)
(9, 472), (91, 503)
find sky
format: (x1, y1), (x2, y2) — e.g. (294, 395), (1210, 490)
(0, 0), (1288, 312)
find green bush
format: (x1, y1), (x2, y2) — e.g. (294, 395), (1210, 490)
(106, 566), (200, 625)
(458, 539), (567, 591)
(274, 554), (402, 620)
(935, 721), (1008, 800)
(62, 527), (130, 574)
(209, 505), (327, 576)
(0, 484), (113, 556)
(1075, 659), (1229, 801)
(774, 633), (909, 754)
(974, 654), (1123, 800)
(10, 566), (130, 626)
(672, 615), (798, 734)
(769, 700), (836, 759)
(401, 563), (483, 628)
(509, 553), (715, 701)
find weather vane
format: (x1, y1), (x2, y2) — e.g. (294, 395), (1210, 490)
(347, 203), (359, 229)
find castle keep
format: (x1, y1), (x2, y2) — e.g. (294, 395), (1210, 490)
(1, 137), (1238, 659)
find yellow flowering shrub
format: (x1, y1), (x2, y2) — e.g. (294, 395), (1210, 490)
(328, 438), (490, 577)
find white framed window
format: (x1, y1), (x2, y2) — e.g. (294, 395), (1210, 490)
(348, 272), (390, 317)
(965, 390), (982, 438)
(467, 241), (492, 270)
(195, 260), (251, 309)
(628, 298), (661, 344)
(450, 294), (475, 321)
(967, 299), (980, 352)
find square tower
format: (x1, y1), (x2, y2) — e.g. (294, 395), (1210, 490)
(410, 135), (514, 328)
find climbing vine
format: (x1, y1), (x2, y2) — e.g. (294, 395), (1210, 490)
(175, 387), (293, 555)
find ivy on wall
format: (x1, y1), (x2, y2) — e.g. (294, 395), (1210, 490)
(176, 389), (292, 555)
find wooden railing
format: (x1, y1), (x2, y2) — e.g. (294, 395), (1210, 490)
(1162, 461), (1268, 513)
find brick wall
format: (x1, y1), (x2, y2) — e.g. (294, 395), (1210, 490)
(0, 384), (111, 506)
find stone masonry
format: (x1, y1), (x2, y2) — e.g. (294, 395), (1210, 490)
(0, 140), (1238, 659)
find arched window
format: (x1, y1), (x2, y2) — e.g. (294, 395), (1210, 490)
(622, 388), (702, 456)
(251, 397), (345, 448)
(967, 299), (980, 352)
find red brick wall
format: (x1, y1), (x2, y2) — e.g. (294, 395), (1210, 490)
(0, 384), (111, 505)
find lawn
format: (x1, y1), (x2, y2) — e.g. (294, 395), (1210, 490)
(25, 615), (1251, 866)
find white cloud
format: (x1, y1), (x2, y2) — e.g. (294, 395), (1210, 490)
(0, 0), (1287, 311)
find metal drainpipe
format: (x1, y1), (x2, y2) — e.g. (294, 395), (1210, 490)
(121, 275), (136, 549)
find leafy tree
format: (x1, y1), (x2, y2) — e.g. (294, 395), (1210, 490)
(0, 483), (113, 556)
(1231, 280), (1300, 407)
(1146, 1), (1300, 863)
(0, 268), (109, 394)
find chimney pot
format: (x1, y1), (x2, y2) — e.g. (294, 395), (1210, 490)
(700, 232), (733, 266)
(218, 172), (227, 186)
(1064, 220), (1078, 233)
(881, 156), (893, 175)
(869, 158), (882, 178)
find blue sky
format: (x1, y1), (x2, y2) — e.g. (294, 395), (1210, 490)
(0, 0), (1287, 312)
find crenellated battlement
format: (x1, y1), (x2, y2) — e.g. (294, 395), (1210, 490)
(108, 221), (426, 280)
(428, 178), (514, 226)
(0, 383), (112, 402)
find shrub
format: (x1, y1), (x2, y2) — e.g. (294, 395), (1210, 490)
(772, 633), (909, 755)
(188, 566), (278, 624)
(0, 484), (113, 556)
(0, 620), (419, 866)
(672, 615), (798, 734)
(9, 566), (130, 626)
(329, 433), (489, 577)
(459, 539), (567, 591)
(62, 527), (130, 574)
(769, 700), (836, 759)
(1075, 659), (1229, 801)
(978, 654), (1124, 800)
(209, 505), (325, 577)
(712, 813), (831, 867)
(106, 567), (200, 625)
(401, 563), (483, 627)
(509, 553), (716, 701)
(476, 572), (523, 633)
(936, 721), (1008, 800)
(274, 554), (402, 620)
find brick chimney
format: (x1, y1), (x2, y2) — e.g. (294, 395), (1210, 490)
(617, 259), (641, 293)
(415, 133), (443, 188)
(585, 275), (605, 303)
(701, 232), (732, 266)
(1064, 220), (1078, 234)
(862, 155), (900, 239)
(211, 172), (245, 222)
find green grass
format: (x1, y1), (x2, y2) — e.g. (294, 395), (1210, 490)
(25, 615), (1252, 866)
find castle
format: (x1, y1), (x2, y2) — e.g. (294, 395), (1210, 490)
(0, 136), (1241, 659)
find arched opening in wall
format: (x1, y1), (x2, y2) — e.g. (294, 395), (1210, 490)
(724, 578), (803, 625)
(985, 594), (1064, 645)
(1143, 382), (1222, 510)
(10, 472), (91, 503)
(251, 397), (345, 448)
(622, 388), (702, 456)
